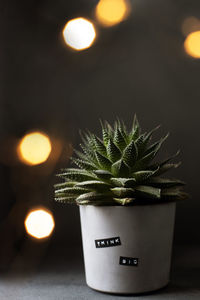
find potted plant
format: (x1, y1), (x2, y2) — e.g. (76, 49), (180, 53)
(54, 116), (187, 294)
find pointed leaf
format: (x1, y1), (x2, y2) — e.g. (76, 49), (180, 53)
(144, 133), (169, 157)
(146, 177), (185, 188)
(80, 144), (98, 165)
(155, 162), (181, 176)
(138, 125), (161, 156)
(135, 185), (161, 199)
(57, 169), (97, 181)
(133, 167), (159, 182)
(148, 151), (180, 172)
(132, 135), (169, 171)
(135, 133), (146, 155)
(93, 135), (107, 156)
(100, 120), (110, 146)
(75, 180), (110, 190)
(123, 140), (138, 167)
(55, 187), (89, 195)
(71, 158), (97, 170)
(76, 191), (112, 202)
(107, 138), (121, 162)
(55, 196), (76, 204)
(93, 170), (112, 180)
(111, 159), (130, 177)
(114, 129), (127, 151)
(95, 151), (112, 170)
(161, 187), (182, 197)
(129, 114), (140, 141)
(54, 181), (77, 189)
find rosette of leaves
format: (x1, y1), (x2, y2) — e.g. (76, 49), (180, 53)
(55, 116), (187, 206)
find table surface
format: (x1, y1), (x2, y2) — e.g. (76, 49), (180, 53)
(0, 245), (200, 300)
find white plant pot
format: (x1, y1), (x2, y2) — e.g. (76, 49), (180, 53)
(79, 202), (176, 294)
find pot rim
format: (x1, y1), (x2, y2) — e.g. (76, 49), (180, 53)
(79, 201), (176, 208)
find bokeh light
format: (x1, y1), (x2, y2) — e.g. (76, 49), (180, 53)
(95, 0), (130, 27)
(17, 131), (52, 166)
(63, 17), (96, 50)
(184, 31), (200, 58)
(25, 209), (55, 239)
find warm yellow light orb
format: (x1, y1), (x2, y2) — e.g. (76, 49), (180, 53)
(18, 132), (52, 165)
(63, 17), (96, 50)
(25, 209), (55, 239)
(95, 0), (130, 27)
(184, 31), (200, 58)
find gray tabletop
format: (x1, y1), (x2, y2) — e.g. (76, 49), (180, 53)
(0, 245), (200, 300)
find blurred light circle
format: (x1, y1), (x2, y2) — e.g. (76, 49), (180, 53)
(63, 17), (96, 50)
(184, 31), (200, 58)
(25, 209), (55, 239)
(18, 132), (52, 165)
(95, 0), (130, 27)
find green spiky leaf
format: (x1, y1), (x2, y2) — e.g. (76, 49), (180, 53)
(75, 180), (110, 190)
(93, 170), (112, 180)
(76, 191), (112, 202)
(93, 135), (107, 156)
(114, 129), (127, 151)
(57, 169), (97, 181)
(111, 159), (129, 177)
(123, 140), (138, 167)
(55, 196), (76, 204)
(55, 187), (89, 195)
(55, 117), (187, 206)
(134, 185), (161, 199)
(107, 138), (121, 162)
(133, 168), (159, 182)
(95, 151), (112, 170)
(146, 177), (185, 188)
(71, 158), (97, 170)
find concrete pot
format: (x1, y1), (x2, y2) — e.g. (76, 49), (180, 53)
(79, 202), (176, 294)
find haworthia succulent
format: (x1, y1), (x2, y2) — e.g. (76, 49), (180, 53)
(55, 117), (187, 205)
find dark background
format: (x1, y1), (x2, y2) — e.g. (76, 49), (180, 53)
(1, 0), (200, 272)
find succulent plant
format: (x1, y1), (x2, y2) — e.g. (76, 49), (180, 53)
(55, 116), (187, 206)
